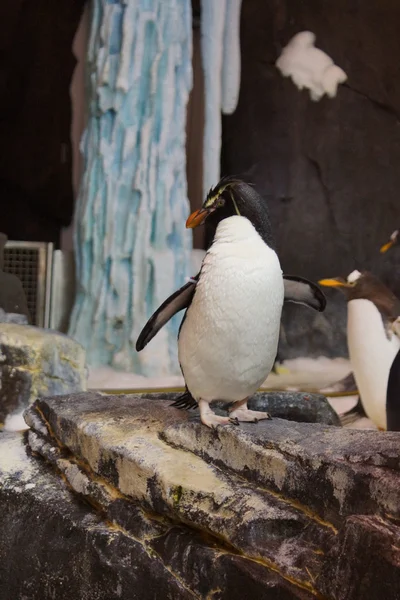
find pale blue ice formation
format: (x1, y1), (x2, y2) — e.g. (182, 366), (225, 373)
(200, 0), (242, 198)
(70, 1), (243, 376)
(69, 0), (193, 376)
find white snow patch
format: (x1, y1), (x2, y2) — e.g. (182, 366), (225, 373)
(4, 409), (29, 432)
(276, 31), (347, 101)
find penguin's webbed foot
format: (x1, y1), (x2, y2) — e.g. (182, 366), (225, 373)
(230, 408), (271, 422)
(229, 399), (271, 423)
(198, 399), (238, 429)
(202, 413), (232, 428)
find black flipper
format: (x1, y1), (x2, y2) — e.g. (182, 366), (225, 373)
(283, 275), (326, 312)
(170, 388), (198, 410)
(135, 276), (199, 351)
(386, 348), (400, 431)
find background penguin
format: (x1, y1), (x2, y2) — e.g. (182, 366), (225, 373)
(379, 231), (400, 429)
(136, 177), (326, 428)
(319, 270), (400, 430)
(380, 229), (399, 254)
(320, 228), (400, 421)
(387, 318), (400, 430)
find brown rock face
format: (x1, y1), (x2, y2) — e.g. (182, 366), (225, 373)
(12, 392), (400, 599)
(0, 1), (86, 245)
(221, 0), (400, 359)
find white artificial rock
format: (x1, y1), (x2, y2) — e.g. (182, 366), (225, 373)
(276, 31), (347, 101)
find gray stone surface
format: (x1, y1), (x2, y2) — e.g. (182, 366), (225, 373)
(0, 323), (87, 423)
(19, 392), (400, 599)
(220, 0), (400, 359)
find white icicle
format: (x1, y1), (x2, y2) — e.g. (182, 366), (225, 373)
(201, 0), (242, 198)
(221, 0), (242, 115)
(201, 0), (226, 198)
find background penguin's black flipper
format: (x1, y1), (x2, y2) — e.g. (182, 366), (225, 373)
(136, 275), (199, 351)
(386, 348), (400, 431)
(283, 275), (327, 312)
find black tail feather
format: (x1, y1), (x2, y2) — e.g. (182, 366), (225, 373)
(170, 389), (198, 410)
(340, 396), (367, 426)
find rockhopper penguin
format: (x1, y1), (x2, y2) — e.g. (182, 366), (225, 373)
(319, 270), (400, 430)
(136, 177), (326, 428)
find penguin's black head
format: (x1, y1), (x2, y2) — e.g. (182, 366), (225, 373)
(380, 229), (399, 254)
(319, 270), (400, 316)
(186, 176), (274, 249)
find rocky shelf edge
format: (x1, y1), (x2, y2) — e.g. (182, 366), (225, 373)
(1, 392), (399, 600)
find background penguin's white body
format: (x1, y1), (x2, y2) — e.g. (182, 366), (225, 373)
(178, 216), (284, 410)
(347, 299), (400, 429)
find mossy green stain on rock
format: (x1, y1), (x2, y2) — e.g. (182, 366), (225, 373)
(173, 485), (183, 507)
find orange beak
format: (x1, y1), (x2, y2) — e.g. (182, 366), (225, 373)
(186, 208), (210, 229)
(380, 240), (395, 254)
(318, 278), (351, 288)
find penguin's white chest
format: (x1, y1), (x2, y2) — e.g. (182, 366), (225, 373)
(178, 217), (284, 402)
(347, 299), (400, 429)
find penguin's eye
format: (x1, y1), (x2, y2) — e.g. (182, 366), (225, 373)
(216, 197), (225, 208)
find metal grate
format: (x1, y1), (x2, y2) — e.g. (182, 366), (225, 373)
(3, 242), (53, 327)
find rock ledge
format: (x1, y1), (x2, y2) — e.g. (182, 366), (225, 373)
(1, 391), (399, 599)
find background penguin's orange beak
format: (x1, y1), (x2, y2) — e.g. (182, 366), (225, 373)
(380, 240), (395, 253)
(186, 208), (210, 229)
(318, 278), (350, 288)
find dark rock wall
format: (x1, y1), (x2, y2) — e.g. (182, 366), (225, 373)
(0, 0), (87, 246)
(222, 0), (400, 358)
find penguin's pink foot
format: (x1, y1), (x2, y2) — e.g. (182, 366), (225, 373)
(199, 399), (238, 428)
(229, 399), (271, 423)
